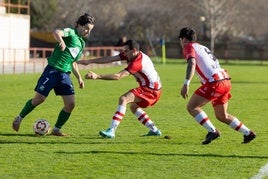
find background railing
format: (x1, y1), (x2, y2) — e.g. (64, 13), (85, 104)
(1, 0), (30, 15)
(0, 45), (267, 74)
(0, 46), (124, 74)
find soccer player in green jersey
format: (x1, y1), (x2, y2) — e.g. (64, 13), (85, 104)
(12, 13), (95, 136)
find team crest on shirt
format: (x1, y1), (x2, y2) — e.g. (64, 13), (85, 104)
(68, 47), (80, 58)
(63, 28), (71, 33)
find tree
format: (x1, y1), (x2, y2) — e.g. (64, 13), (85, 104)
(195, 0), (237, 52)
(30, 0), (57, 31)
(232, 0), (268, 40)
(28, 0), (268, 49)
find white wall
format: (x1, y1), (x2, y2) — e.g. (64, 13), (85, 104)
(0, 8), (30, 62)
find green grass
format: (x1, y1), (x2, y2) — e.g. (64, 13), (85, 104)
(0, 60), (268, 178)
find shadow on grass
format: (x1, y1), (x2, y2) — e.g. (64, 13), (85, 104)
(0, 132), (170, 143)
(0, 132), (139, 145)
(0, 133), (36, 137)
(54, 150), (268, 159)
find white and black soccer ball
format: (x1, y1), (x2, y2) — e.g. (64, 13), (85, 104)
(33, 119), (51, 136)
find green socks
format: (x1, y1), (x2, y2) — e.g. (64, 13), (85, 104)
(19, 99), (36, 118)
(54, 109), (71, 129)
(19, 100), (71, 130)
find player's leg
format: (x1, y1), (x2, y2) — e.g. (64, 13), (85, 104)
(129, 87), (161, 136)
(12, 66), (54, 132)
(12, 92), (47, 132)
(99, 91), (134, 138)
(129, 102), (161, 136)
(213, 103), (256, 143)
(51, 95), (75, 136)
(187, 94), (218, 132)
(51, 72), (75, 136)
(187, 94), (220, 144)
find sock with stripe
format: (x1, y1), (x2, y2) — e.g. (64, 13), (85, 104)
(229, 117), (251, 136)
(195, 111), (216, 133)
(135, 108), (158, 132)
(109, 105), (126, 132)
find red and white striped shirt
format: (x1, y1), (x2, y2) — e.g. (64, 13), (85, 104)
(120, 52), (161, 90)
(183, 42), (230, 84)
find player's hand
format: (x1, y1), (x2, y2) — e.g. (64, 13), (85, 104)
(85, 71), (99, 80)
(59, 41), (66, 51)
(78, 78), (85, 89)
(180, 85), (189, 99)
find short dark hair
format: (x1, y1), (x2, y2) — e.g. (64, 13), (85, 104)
(124, 40), (140, 50)
(77, 13), (95, 26)
(178, 27), (197, 41)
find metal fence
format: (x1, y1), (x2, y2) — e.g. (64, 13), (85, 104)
(0, 46), (123, 74)
(1, 0), (30, 15)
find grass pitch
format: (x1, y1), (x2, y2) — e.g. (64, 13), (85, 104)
(0, 59), (268, 178)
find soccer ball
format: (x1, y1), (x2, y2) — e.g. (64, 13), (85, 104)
(33, 119), (51, 136)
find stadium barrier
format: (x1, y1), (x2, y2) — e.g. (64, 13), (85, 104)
(1, 0), (30, 15)
(0, 46), (123, 74)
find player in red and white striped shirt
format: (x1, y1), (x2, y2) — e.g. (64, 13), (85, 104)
(78, 40), (162, 138)
(178, 27), (256, 144)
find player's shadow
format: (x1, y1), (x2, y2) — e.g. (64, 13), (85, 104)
(0, 133), (135, 145)
(54, 150), (268, 159)
(0, 133), (35, 137)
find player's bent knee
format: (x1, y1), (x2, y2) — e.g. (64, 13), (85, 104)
(65, 102), (75, 112)
(119, 95), (127, 103)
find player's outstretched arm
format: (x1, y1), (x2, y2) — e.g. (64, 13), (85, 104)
(78, 55), (121, 65)
(85, 69), (130, 80)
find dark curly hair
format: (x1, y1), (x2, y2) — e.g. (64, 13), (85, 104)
(124, 40), (140, 50)
(76, 13), (95, 26)
(178, 27), (197, 41)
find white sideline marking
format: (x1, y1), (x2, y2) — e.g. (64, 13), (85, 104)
(252, 162), (268, 179)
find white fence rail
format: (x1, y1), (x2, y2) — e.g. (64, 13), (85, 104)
(0, 47), (123, 74)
